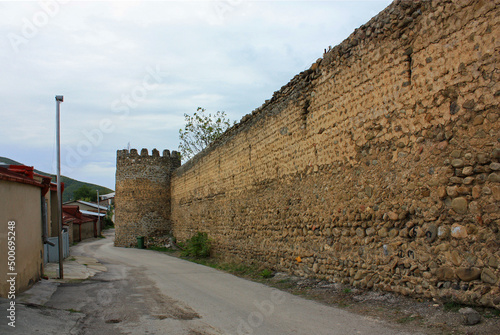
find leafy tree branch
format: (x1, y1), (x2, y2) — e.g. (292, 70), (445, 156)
(178, 107), (234, 161)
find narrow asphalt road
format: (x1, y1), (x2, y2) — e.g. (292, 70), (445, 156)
(2, 230), (422, 334)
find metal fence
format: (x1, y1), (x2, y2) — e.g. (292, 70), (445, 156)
(43, 229), (69, 263)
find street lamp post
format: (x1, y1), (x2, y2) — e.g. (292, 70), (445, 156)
(97, 189), (100, 237)
(55, 95), (64, 279)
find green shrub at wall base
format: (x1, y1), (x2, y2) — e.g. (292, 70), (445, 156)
(260, 269), (273, 279)
(181, 232), (211, 258)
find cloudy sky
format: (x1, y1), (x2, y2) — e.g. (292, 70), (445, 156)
(0, 0), (392, 190)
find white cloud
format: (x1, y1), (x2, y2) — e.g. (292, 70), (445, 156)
(0, 0), (392, 189)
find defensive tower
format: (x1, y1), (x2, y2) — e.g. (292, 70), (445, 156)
(114, 148), (181, 247)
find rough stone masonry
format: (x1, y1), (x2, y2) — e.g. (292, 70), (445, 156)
(115, 0), (500, 308)
(115, 148), (180, 247)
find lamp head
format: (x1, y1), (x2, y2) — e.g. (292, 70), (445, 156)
(55, 95), (64, 102)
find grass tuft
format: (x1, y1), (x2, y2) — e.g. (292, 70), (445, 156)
(260, 269), (274, 279)
(148, 245), (176, 253)
(443, 301), (469, 312)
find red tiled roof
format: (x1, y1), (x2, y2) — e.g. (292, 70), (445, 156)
(0, 165), (62, 196)
(63, 205), (95, 225)
(8, 165), (36, 179)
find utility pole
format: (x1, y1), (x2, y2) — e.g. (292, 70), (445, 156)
(97, 189), (100, 237)
(55, 95), (64, 279)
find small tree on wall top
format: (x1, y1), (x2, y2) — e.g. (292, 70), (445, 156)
(178, 107), (234, 161)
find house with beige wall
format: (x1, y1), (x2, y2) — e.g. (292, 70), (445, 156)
(64, 200), (107, 236)
(0, 165), (57, 297)
(63, 205), (99, 242)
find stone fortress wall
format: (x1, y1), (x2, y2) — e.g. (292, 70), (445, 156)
(116, 0), (500, 308)
(114, 148), (180, 247)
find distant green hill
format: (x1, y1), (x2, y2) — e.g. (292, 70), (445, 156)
(0, 156), (113, 202)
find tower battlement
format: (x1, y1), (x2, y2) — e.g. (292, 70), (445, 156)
(117, 148), (181, 170)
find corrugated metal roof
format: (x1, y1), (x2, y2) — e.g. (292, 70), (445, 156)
(80, 209), (106, 217)
(64, 199), (108, 210)
(63, 205), (95, 224)
(100, 192), (115, 200)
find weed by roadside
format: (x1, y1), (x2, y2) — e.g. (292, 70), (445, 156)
(148, 245), (177, 253)
(442, 301), (470, 313)
(483, 309), (500, 319)
(260, 269), (273, 279)
(67, 308), (81, 313)
(180, 232), (211, 258)
(174, 232), (273, 280)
